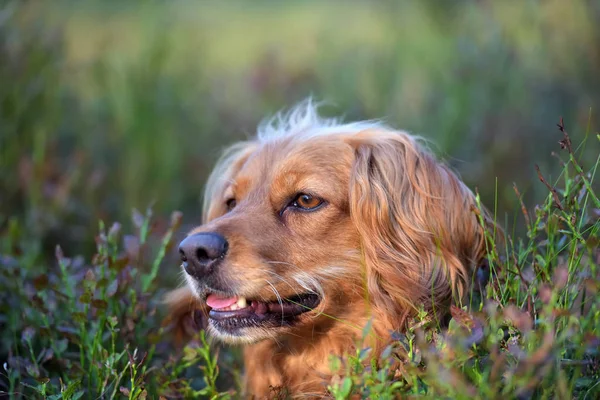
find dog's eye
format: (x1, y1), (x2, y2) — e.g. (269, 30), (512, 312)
(290, 193), (323, 211)
(225, 198), (237, 211)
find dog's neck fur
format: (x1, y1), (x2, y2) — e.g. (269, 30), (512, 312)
(242, 312), (382, 398)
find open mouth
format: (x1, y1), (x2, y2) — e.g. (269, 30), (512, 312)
(202, 292), (321, 334)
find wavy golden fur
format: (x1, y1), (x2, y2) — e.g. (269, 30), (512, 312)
(167, 101), (491, 398)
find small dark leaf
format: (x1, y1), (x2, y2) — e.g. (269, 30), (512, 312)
(33, 274), (49, 290)
(39, 327), (51, 338)
(97, 278), (108, 288)
(109, 255), (129, 272)
(91, 299), (108, 310)
(79, 292), (91, 304)
(72, 312), (87, 324)
(31, 295), (49, 313)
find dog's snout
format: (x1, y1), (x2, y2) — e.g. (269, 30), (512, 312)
(179, 233), (228, 279)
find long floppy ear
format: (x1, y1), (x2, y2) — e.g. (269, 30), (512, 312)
(347, 130), (489, 329)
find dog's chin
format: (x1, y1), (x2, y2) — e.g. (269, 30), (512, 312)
(195, 292), (321, 344)
(206, 325), (276, 345)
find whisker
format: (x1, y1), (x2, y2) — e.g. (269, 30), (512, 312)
(264, 261), (325, 297)
(177, 270), (210, 321)
(254, 268), (306, 298)
(264, 278), (285, 324)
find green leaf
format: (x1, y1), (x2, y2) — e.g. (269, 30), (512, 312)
(78, 292), (91, 304)
(55, 339), (68, 354)
(381, 344), (393, 359)
(361, 319), (373, 340)
(61, 379), (81, 399)
(71, 391), (84, 400)
(339, 377), (353, 399)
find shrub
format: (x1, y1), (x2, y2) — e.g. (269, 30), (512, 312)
(0, 3), (598, 397)
(328, 121), (600, 399)
(1, 122), (598, 399)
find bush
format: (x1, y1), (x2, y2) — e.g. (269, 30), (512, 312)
(1, 121), (598, 399)
(328, 122), (600, 399)
(1, 1), (599, 398)
(1, 208), (228, 398)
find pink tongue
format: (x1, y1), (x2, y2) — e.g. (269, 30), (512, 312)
(206, 294), (238, 309)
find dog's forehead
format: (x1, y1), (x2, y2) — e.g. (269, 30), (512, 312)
(233, 135), (353, 195)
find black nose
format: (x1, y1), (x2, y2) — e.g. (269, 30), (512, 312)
(179, 233), (228, 279)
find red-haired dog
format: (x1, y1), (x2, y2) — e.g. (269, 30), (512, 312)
(167, 101), (490, 398)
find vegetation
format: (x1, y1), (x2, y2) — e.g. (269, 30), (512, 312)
(1, 1), (599, 398)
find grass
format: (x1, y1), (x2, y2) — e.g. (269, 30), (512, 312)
(2, 0), (599, 245)
(1, 0), (599, 398)
(1, 120), (598, 399)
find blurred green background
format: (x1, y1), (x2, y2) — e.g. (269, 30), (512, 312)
(1, 0), (599, 259)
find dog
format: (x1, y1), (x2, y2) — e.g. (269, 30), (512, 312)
(167, 101), (491, 398)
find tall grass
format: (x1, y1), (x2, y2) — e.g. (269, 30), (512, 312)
(1, 120), (598, 398)
(1, 0), (599, 398)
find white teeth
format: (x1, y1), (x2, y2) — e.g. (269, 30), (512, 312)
(236, 297), (247, 309)
(212, 297), (247, 312)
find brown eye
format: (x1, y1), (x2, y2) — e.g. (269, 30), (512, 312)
(226, 198), (237, 211)
(292, 193), (323, 210)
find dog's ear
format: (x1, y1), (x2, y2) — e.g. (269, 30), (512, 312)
(163, 287), (207, 345)
(347, 131), (489, 327)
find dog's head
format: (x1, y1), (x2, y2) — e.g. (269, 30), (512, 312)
(176, 102), (489, 344)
